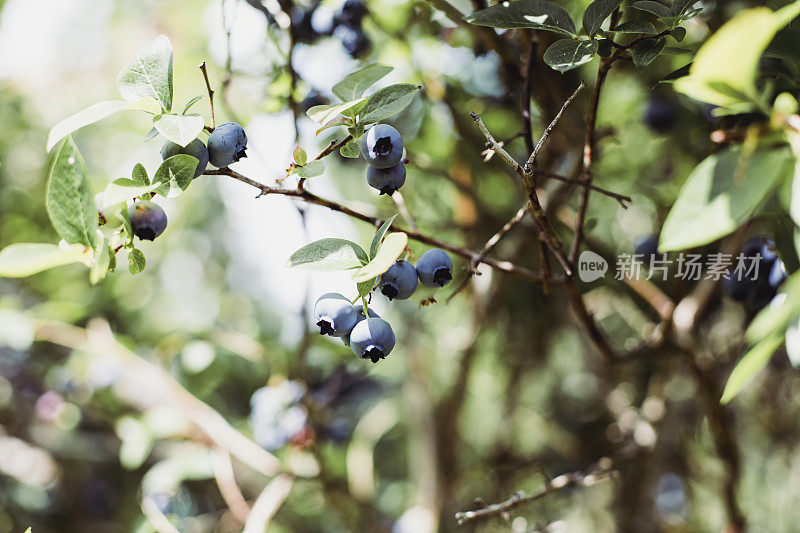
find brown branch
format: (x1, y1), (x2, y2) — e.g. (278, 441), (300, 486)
(447, 204), (529, 302)
(199, 62), (216, 131)
(537, 171), (630, 207)
(204, 168), (552, 284)
(455, 458), (616, 525)
(522, 33), (538, 155)
(523, 81), (587, 177)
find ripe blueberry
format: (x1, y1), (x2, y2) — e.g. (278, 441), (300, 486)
(314, 293), (358, 337)
(160, 138), (209, 179)
(208, 122), (248, 168)
(724, 237), (787, 314)
(335, 0), (367, 27)
(349, 317), (395, 363)
(128, 201), (167, 241)
(335, 25), (371, 58)
(249, 381), (307, 451)
(360, 124), (403, 169)
(300, 90), (328, 113)
(644, 98), (676, 133)
(634, 234), (662, 268)
(416, 248), (453, 287)
(367, 162), (406, 195)
(379, 260), (418, 300)
(342, 304), (379, 346)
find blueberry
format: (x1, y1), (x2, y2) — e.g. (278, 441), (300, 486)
(644, 98), (677, 133)
(367, 162), (406, 195)
(379, 260), (418, 300)
(249, 381), (307, 451)
(768, 258), (787, 288)
(342, 304), (379, 346)
(208, 122), (248, 168)
(128, 201), (167, 241)
(314, 293), (358, 337)
(416, 248), (453, 287)
(335, 25), (371, 58)
(300, 90), (329, 113)
(725, 237), (786, 313)
(634, 234), (662, 268)
(349, 317), (395, 363)
(360, 124), (403, 169)
(160, 138), (209, 179)
(291, 6), (319, 44)
(335, 0), (367, 27)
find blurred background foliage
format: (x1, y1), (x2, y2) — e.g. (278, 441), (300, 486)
(1, 0), (800, 532)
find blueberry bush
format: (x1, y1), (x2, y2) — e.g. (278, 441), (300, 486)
(2, 0), (800, 531)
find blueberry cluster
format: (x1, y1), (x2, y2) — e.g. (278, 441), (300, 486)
(333, 0), (370, 58)
(314, 294), (395, 363)
(379, 249), (453, 301)
(361, 124), (406, 195)
(131, 122), (248, 242)
(249, 380), (309, 451)
(723, 237), (787, 313)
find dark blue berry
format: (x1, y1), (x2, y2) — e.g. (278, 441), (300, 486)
(360, 124), (403, 169)
(128, 201), (167, 241)
(314, 293), (358, 337)
(208, 122), (247, 168)
(416, 248), (453, 287)
(379, 260), (418, 300)
(349, 318), (395, 363)
(367, 162), (406, 195)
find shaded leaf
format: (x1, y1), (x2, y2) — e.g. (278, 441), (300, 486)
(182, 96), (203, 115)
(582, 0), (623, 37)
(631, 1), (670, 17)
(631, 37), (666, 69)
(721, 333), (784, 404)
(543, 39), (598, 73)
(332, 64), (393, 102)
(153, 154), (200, 193)
(466, 0), (577, 36)
(370, 215), (398, 259)
(613, 21), (657, 34)
(359, 84), (421, 124)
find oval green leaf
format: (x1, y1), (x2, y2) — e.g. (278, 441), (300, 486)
(288, 238), (369, 271)
(353, 232), (408, 283)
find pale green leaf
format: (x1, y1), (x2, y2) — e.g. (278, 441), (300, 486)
(128, 248), (146, 275)
(659, 147), (794, 251)
(295, 160), (325, 178)
(721, 333), (784, 404)
(90, 240), (112, 285)
(153, 114), (205, 147)
(288, 238), (369, 271)
(0, 243), (89, 278)
(46, 100), (130, 152)
(370, 215), (398, 259)
(46, 137), (98, 248)
(307, 98), (368, 125)
(117, 35), (174, 112)
(353, 232), (408, 283)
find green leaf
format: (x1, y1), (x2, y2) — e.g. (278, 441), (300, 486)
(332, 64), (393, 102)
(340, 140), (361, 159)
(90, 240), (112, 285)
(287, 238), (369, 271)
(295, 160), (325, 178)
(613, 21), (657, 34)
(465, 0), (577, 36)
(307, 98), (368, 125)
(671, 0), (695, 17)
(659, 147), (795, 252)
(153, 114), (205, 147)
(631, 1), (670, 17)
(747, 271), (800, 344)
(674, 3), (800, 108)
(543, 39), (599, 73)
(357, 277), (377, 297)
(46, 137), (98, 248)
(117, 35), (174, 113)
(100, 179), (162, 207)
(631, 37), (666, 69)
(132, 163), (150, 186)
(358, 84), (421, 124)
(46, 100), (130, 153)
(0, 243), (89, 277)
(153, 154), (200, 193)
(128, 248), (146, 275)
(671, 26), (687, 42)
(370, 214), (398, 259)
(144, 126), (159, 142)
(353, 232), (408, 283)
(182, 96), (203, 115)
(720, 333), (784, 404)
(582, 0), (622, 38)
(660, 63), (692, 83)
(293, 146), (307, 166)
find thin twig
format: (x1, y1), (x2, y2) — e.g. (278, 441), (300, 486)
(391, 190), (418, 232)
(205, 168), (553, 284)
(523, 81), (587, 177)
(199, 62), (216, 131)
(538, 171), (630, 208)
(455, 458), (617, 525)
(447, 204), (529, 302)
